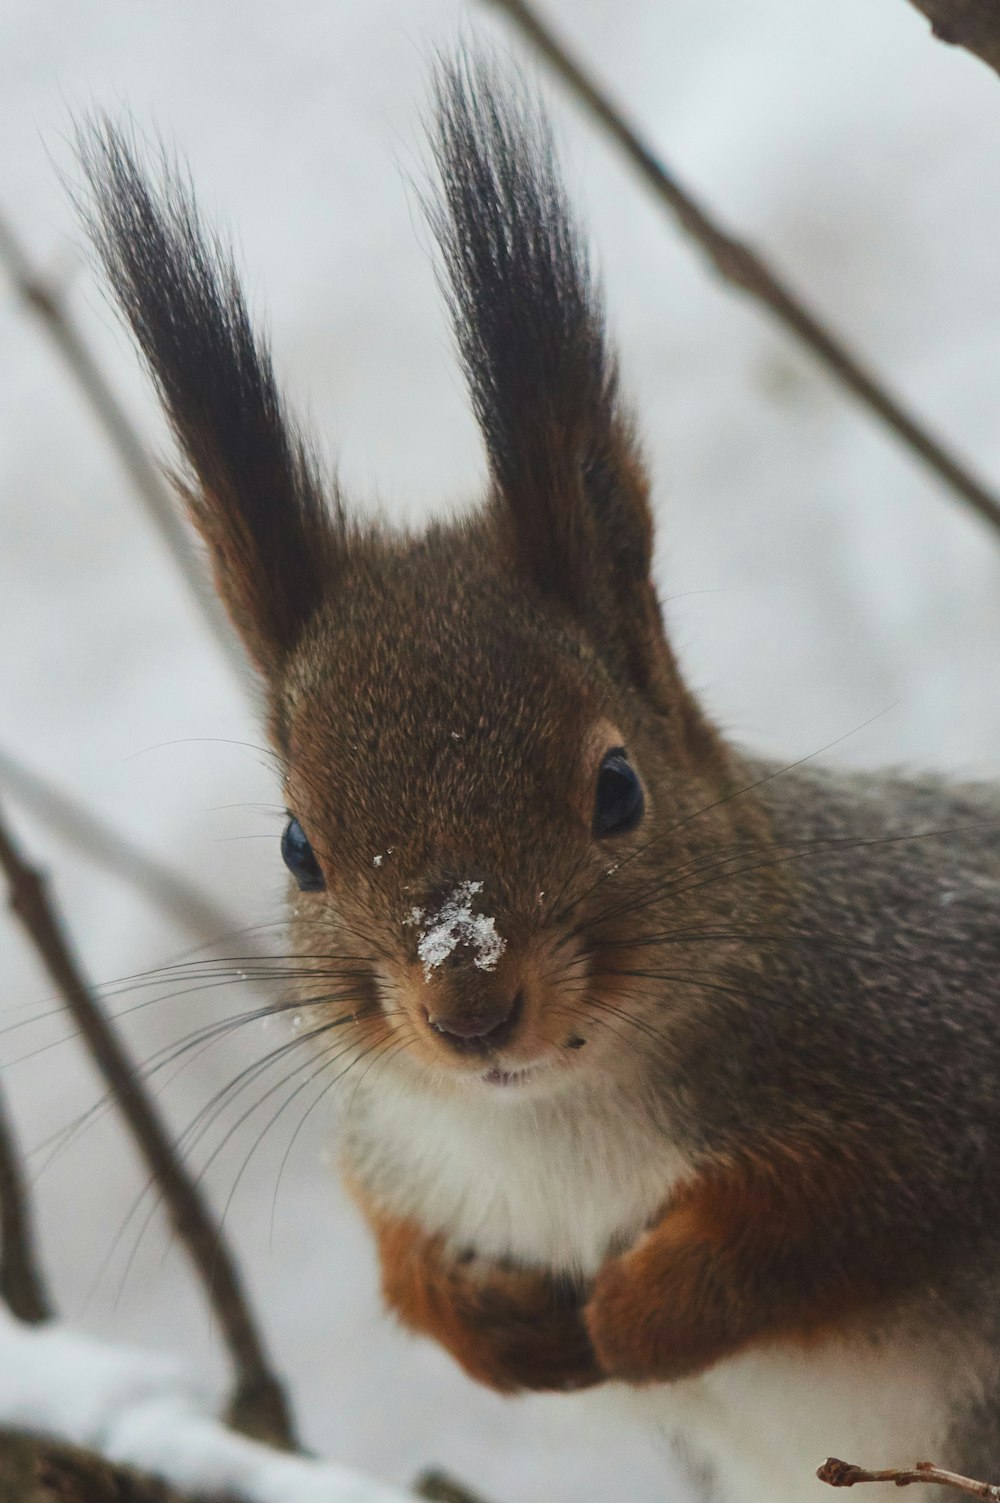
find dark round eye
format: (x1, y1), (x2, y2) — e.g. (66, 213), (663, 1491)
(281, 816), (325, 891)
(593, 749), (644, 838)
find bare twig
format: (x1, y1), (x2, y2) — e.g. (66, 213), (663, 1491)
(483, 0), (1000, 539)
(819, 1458), (1000, 1501)
(0, 213), (247, 687)
(905, 1), (1000, 77)
(415, 1470), (496, 1503)
(0, 800), (294, 1449)
(0, 1430), (229, 1503)
(0, 1082), (51, 1326)
(0, 744), (252, 955)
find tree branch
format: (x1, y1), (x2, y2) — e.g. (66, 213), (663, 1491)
(0, 213), (247, 688)
(0, 744), (252, 956)
(0, 1430), (227, 1503)
(819, 1458), (1000, 1501)
(414, 1471), (496, 1503)
(0, 800), (294, 1449)
(0, 1082), (51, 1326)
(905, 1), (1000, 77)
(482, 0), (1000, 539)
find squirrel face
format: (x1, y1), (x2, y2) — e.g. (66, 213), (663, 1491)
(272, 537), (674, 1090)
(268, 520), (760, 1096)
(79, 56), (771, 1100)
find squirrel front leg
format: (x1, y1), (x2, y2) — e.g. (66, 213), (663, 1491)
(361, 1198), (603, 1394)
(586, 1143), (894, 1384)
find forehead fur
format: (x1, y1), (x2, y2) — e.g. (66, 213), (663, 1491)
(276, 519), (620, 868)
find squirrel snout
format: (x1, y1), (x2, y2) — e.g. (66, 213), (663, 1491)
(424, 989), (524, 1053)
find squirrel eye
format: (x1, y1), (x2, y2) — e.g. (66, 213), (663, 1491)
(593, 750), (644, 838)
(281, 816), (325, 891)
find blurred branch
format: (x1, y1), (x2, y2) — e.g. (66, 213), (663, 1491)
(0, 1081), (51, 1326)
(0, 744), (250, 954)
(0, 213), (247, 688)
(483, 0), (1000, 540)
(0, 800), (295, 1449)
(819, 1457), (1000, 1501)
(414, 1470), (496, 1503)
(905, 1), (1000, 76)
(0, 1430), (223, 1503)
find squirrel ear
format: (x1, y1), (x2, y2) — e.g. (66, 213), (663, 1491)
(430, 55), (666, 696)
(77, 123), (342, 675)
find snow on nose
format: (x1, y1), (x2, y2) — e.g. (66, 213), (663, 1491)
(405, 880), (506, 982)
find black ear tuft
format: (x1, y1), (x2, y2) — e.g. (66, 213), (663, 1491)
(76, 121), (342, 672)
(428, 54), (664, 692)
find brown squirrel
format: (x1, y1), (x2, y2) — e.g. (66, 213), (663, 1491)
(79, 54), (1000, 1503)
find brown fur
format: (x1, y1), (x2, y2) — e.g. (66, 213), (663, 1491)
(586, 1143), (889, 1383)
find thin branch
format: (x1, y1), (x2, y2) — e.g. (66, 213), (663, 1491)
(0, 800), (294, 1450)
(0, 1430), (221, 1503)
(819, 1458), (1000, 1501)
(0, 1081), (52, 1325)
(905, 1), (1000, 77)
(483, 0), (1000, 540)
(0, 213), (247, 687)
(0, 744), (254, 955)
(415, 1470), (496, 1503)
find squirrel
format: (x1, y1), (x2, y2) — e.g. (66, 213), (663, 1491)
(78, 52), (1000, 1503)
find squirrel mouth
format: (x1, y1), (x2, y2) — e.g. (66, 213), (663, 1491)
(480, 1055), (551, 1088)
(482, 1065), (527, 1087)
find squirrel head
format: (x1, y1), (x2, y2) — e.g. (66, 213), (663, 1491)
(80, 56), (767, 1099)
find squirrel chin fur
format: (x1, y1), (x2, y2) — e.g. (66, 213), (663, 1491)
(79, 50), (1000, 1503)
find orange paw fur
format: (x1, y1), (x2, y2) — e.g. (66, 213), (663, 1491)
(363, 1201), (602, 1394)
(586, 1219), (742, 1382)
(586, 1148), (867, 1383)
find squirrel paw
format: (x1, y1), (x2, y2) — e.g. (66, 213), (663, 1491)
(360, 1191), (606, 1395)
(446, 1258), (605, 1394)
(585, 1243), (734, 1384)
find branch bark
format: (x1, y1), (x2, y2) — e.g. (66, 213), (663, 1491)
(482, 0), (1000, 540)
(0, 801), (294, 1449)
(906, 1), (1000, 77)
(819, 1457), (1000, 1501)
(0, 214), (247, 689)
(0, 744), (250, 955)
(0, 1431), (227, 1503)
(414, 1471), (496, 1503)
(0, 1083), (51, 1326)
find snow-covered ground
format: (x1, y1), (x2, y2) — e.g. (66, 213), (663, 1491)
(3, 2), (1000, 1500)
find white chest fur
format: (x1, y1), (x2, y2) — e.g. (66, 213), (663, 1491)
(344, 1072), (687, 1276)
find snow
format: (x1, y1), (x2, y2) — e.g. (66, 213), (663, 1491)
(0, 1307), (200, 1448)
(406, 881), (506, 979)
(0, 1308), (411, 1503)
(3, 4), (1000, 1503)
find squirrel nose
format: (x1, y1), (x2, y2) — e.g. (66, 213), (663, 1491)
(425, 990), (524, 1052)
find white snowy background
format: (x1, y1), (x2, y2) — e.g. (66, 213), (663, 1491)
(3, 1), (1000, 1499)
